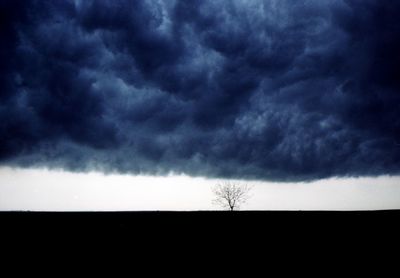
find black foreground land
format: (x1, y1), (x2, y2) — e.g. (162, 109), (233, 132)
(1, 211), (399, 260)
(1, 210), (399, 235)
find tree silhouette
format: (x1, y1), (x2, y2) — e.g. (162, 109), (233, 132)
(212, 182), (253, 211)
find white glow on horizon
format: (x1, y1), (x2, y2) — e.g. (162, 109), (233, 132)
(0, 166), (399, 211)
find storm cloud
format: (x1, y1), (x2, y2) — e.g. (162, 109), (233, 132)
(1, 0), (399, 181)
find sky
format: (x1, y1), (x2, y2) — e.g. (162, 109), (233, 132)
(1, 0), (400, 210)
(1, 167), (400, 211)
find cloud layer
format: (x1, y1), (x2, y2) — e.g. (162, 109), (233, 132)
(1, 0), (399, 181)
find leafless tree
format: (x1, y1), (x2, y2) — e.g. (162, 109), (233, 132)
(212, 182), (253, 211)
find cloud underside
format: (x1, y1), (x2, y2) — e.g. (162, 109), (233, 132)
(1, 0), (399, 181)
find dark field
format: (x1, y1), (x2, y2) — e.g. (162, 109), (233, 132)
(1, 210), (398, 235)
(1, 211), (398, 259)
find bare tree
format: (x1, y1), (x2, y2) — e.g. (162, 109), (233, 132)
(212, 182), (253, 211)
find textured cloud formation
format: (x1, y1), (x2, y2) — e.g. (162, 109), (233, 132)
(1, 0), (399, 181)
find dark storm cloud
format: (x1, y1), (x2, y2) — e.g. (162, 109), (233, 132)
(1, 0), (400, 181)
